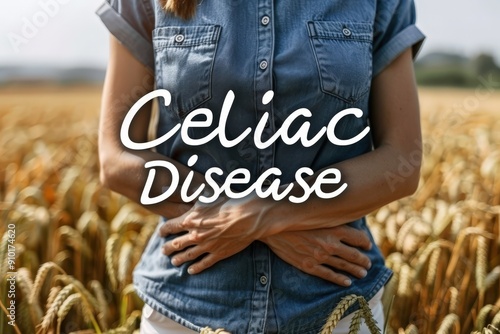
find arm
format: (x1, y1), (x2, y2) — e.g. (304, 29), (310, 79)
(261, 48), (422, 235)
(160, 48), (421, 278)
(99, 35), (203, 217)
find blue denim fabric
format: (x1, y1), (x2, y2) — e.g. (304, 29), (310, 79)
(97, 1), (425, 333)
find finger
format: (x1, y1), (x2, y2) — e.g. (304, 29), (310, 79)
(159, 213), (189, 237)
(188, 241), (244, 275)
(170, 246), (206, 267)
(324, 256), (368, 279)
(335, 226), (372, 250)
(300, 258), (353, 286)
(333, 243), (372, 269)
(187, 252), (224, 275)
(162, 232), (201, 255)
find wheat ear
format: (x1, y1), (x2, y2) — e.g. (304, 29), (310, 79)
(105, 233), (120, 291)
(484, 266), (500, 290)
(436, 313), (460, 334)
(475, 305), (495, 331)
(359, 297), (382, 334)
(118, 241), (133, 287)
(30, 262), (66, 306)
(476, 236), (488, 291)
(320, 295), (359, 334)
(38, 283), (75, 334)
(348, 310), (362, 334)
(404, 324), (419, 334)
(56, 293), (82, 334)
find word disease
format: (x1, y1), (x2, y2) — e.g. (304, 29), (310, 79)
(121, 90), (370, 204)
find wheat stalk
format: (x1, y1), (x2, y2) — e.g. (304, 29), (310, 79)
(445, 227), (495, 282)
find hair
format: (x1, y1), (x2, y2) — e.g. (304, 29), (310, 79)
(159, 0), (197, 19)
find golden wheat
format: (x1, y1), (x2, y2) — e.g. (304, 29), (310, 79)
(1, 87), (500, 333)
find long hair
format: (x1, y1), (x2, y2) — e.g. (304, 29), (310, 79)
(159, 0), (197, 19)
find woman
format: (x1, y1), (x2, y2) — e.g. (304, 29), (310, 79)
(97, 0), (425, 333)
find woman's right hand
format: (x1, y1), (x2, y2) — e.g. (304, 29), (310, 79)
(260, 225), (373, 286)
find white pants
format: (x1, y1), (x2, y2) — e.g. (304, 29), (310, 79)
(140, 288), (384, 334)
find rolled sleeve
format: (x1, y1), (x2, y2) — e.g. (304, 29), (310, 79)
(373, 0), (425, 77)
(96, 0), (155, 70)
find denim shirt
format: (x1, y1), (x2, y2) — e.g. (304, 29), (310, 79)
(97, 1), (424, 333)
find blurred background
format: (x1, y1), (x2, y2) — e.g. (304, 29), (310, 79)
(1, 1), (500, 334)
(0, 0), (500, 85)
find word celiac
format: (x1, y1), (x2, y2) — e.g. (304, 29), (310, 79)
(121, 90), (370, 204)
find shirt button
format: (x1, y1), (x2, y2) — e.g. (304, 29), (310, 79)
(260, 275), (268, 285)
(261, 16), (270, 26)
(174, 34), (185, 43)
(342, 28), (352, 37)
(263, 179), (272, 187)
(259, 60), (268, 70)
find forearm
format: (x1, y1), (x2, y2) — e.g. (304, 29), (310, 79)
(99, 145), (205, 217)
(261, 141), (420, 236)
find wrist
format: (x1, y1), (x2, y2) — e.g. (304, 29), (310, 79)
(254, 197), (295, 238)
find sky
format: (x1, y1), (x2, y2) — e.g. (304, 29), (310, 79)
(0, 0), (500, 68)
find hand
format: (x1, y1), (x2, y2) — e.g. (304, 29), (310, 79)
(159, 196), (269, 274)
(260, 225), (372, 286)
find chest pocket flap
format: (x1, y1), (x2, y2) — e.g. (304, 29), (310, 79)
(307, 21), (373, 104)
(153, 25), (221, 118)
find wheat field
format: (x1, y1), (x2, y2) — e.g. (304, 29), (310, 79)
(0, 85), (499, 334)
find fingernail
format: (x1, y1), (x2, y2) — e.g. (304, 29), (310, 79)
(171, 258), (179, 266)
(188, 267), (195, 275)
(367, 261), (372, 269)
(344, 279), (352, 286)
(359, 269), (367, 278)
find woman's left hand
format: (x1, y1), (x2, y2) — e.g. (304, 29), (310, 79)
(159, 196), (270, 274)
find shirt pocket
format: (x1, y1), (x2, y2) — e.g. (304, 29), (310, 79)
(307, 21), (373, 104)
(153, 25), (221, 118)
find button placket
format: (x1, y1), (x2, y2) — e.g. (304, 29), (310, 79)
(248, 2), (274, 333)
(254, 7), (275, 186)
